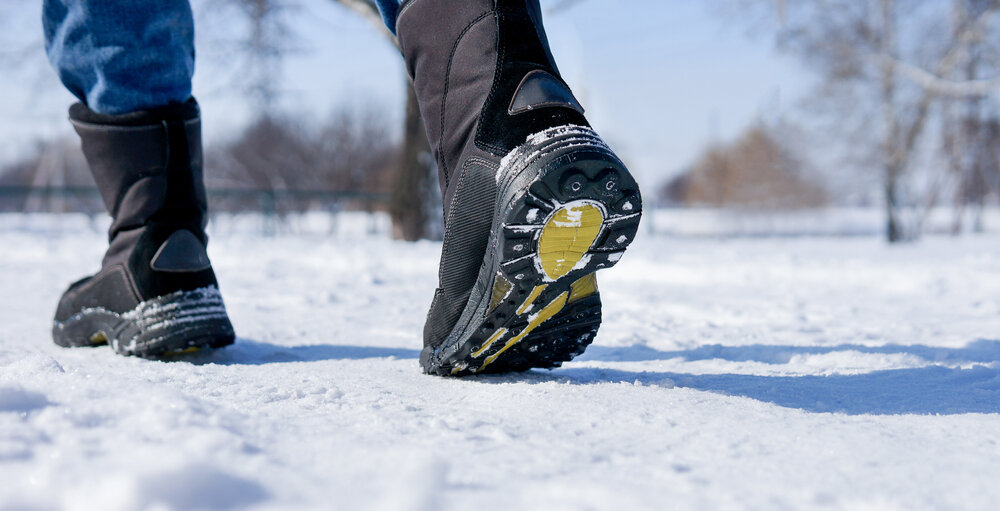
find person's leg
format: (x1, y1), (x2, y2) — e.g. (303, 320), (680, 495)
(43, 0), (195, 114)
(44, 0), (235, 356)
(372, 0), (401, 34)
(395, 0), (643, 375)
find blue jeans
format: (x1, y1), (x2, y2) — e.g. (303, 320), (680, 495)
(43, 0), (402, 115)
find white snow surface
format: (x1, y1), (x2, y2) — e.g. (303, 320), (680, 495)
(2, 213), (1000, 511)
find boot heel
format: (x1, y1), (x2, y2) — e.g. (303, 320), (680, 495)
(422, 125), (642, 375)
(114, 286), (234, 356)
(497, 125), (643, 279)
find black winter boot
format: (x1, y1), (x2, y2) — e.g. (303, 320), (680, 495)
(52, 99), (235, 357)
(397, 0), (642, 375)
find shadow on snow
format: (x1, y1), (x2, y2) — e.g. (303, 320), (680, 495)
(182, 339), (421, 365)
(576, 340), (1000, 365)
(539, 339), (1000, 416)
(182, 338), (1000, 416)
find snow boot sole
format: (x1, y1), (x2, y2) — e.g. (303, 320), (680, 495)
(420, 126), (642, 375)
(52, 286), (235, 357)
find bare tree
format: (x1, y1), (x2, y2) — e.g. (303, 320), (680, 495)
(738, 0), (1000, 241)
(327, 0), (593, 240)
(203, 105), (397, 218)
(201, 0), (304, 109)
(941, 0), (1000, 233)
(327, 0), (436, 241)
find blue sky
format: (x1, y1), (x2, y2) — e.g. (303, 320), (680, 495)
(539, 1), (812, 185)
(0, 0), (812, 192)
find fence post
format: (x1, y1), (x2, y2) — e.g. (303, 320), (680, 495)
(259, 190), (276, 237)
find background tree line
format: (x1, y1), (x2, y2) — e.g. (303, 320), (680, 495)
(2, 0), (1000, 243)
(743, 0), (1000, 239)
(0, 0), (438, 241)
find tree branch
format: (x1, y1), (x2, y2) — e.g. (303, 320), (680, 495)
(879, 56), (1000, 97)
(866, 3), (1000, 100)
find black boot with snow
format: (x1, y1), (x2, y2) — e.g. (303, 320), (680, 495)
(52, 99), (235, 357)
(397, 0), (642, 375)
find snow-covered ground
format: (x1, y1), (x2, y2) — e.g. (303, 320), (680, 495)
(1, 212), (999, 511)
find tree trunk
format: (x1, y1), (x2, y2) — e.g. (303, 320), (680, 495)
(389, 82), (433, 241)
(884, 169), (903, 242)
(327, 0), (435, 241)
(881, 0), (905, 243)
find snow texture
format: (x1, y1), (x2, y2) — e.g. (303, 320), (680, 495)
(495, 124), (606, 184)
(1, 212), (999, 511)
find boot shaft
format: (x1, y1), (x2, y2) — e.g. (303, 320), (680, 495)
(55, 99), (223, 326)
(70, 99), (208, 242)
(396, 0), (588, 201)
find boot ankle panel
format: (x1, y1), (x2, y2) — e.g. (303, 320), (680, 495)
(70, 120), (172, 215)
(71, 107), (206, 241)
(111, 174), (168, 235)
(70, 119), (203, 216)
(439, 13), (499, 188)
(474, 1), (588, 156)
(398, 0), (495, 179)
(524, 0), (558, 72)
(398, 0), (590, 178)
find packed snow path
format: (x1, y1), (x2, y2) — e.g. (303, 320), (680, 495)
(2, 215), (999, 510)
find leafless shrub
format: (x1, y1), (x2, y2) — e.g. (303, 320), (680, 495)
(661, 123), (827, 210)
(1, 103), (399, 216)
(728, 0), (1000, 240)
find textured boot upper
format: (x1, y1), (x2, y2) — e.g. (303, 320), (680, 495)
(397, 0), (593, 350)
(70, 99), (207, 243)
(55, 100), (218, 321)
(397, 0), (588, 209)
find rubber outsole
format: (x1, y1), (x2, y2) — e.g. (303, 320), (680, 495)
(52, 286), (235, 358)
(420, 125), (642, 376)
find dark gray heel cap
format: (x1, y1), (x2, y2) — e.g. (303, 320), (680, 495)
(150, 230), (211, 272)
(509, 70), (584, 115)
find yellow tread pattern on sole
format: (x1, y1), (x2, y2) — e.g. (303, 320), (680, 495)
(472, 328), (509, 358)
(537, 203), (604, 281)
(516, 284), (548, 315)
(488, 273), (514, 313)
(479, 291), (569, 372)
(568, 273), (599, 304)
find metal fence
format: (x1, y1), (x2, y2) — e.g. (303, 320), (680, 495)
(0, 186), (391, 236)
